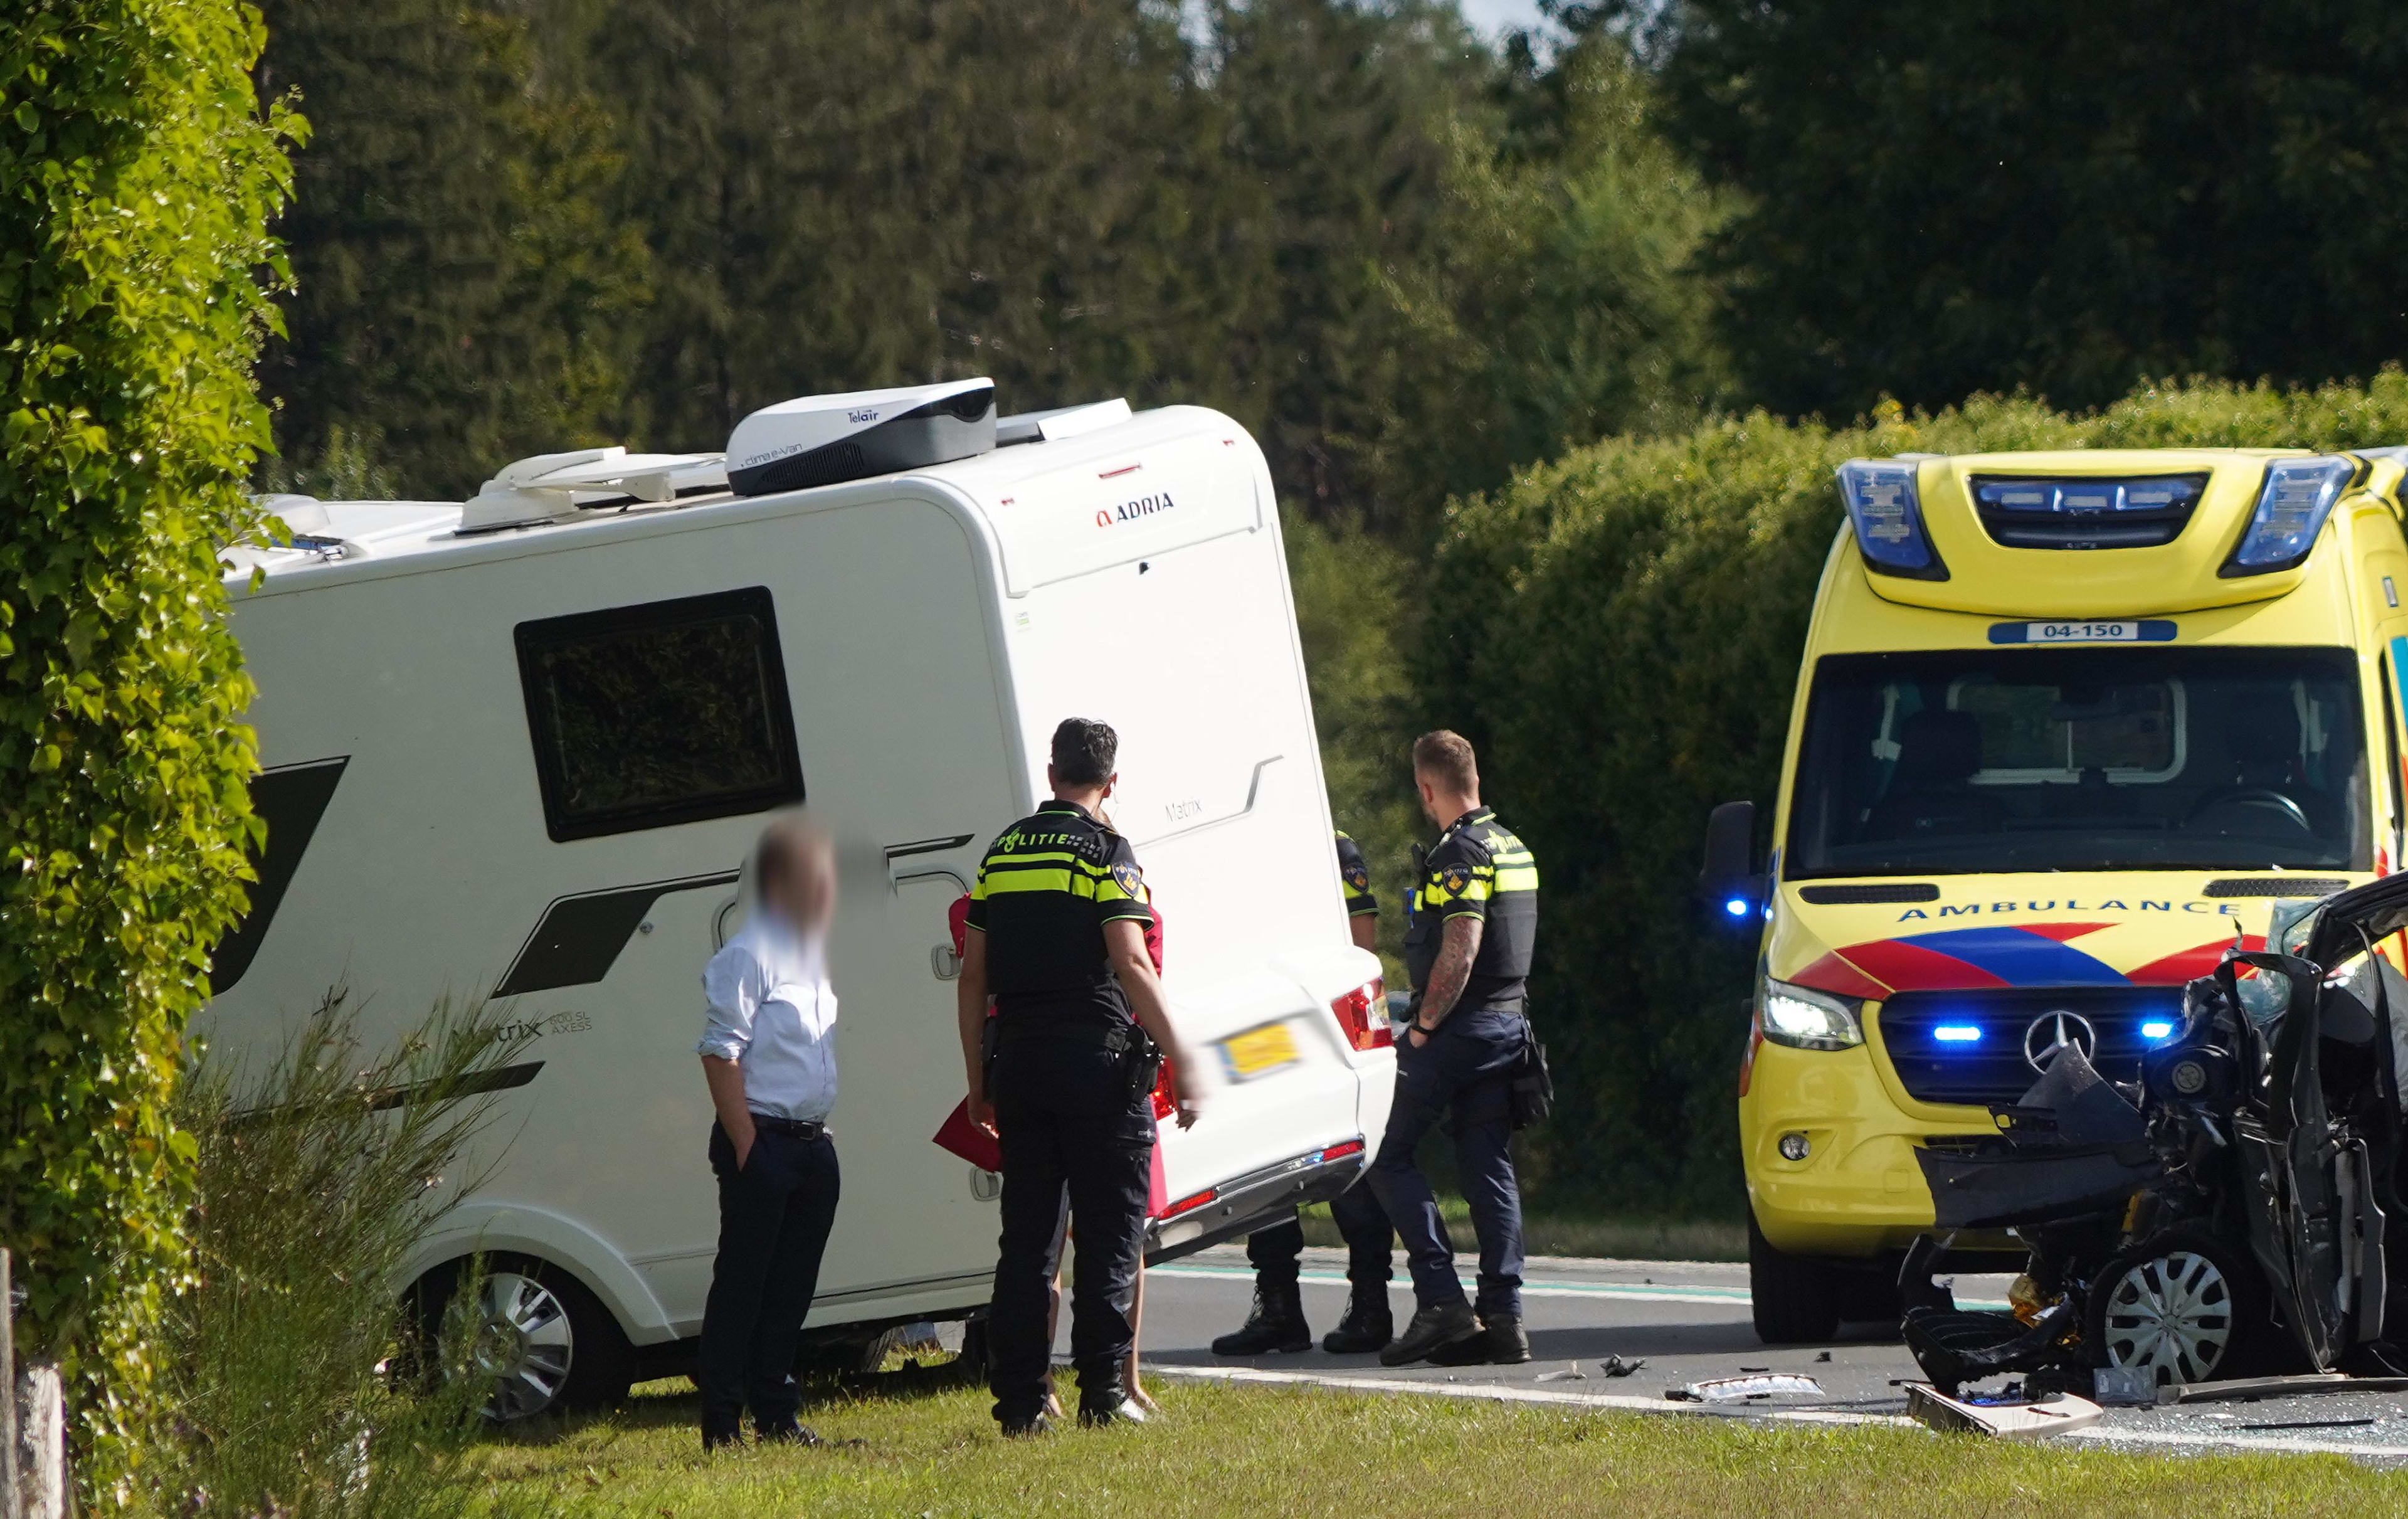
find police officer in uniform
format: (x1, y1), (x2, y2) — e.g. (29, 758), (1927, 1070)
(1211, 830), (1397, 1355)
(1368, 730), (1539, 1367)
(956, 717), (1203, 1436)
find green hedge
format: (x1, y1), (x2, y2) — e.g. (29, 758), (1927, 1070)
(1, 0), (291, 1483)
(1423, 372), (2408, 1210)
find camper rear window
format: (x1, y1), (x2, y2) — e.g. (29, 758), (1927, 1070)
(515, 587), (804, 841)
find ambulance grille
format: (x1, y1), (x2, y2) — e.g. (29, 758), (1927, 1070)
(1797, 882), (1939, 904)
(1877, 987), (2180, 1108)
(2200, 877), (2350, 898)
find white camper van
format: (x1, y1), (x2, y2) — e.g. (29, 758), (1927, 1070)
(208, 384), (1395, 1416)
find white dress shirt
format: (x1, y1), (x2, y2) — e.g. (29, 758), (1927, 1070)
(696, 915), (839, 1123)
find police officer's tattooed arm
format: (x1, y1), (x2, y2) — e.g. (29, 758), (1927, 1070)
(956, 929), (996, 1135)
(1104, 919), (1206, 1128)
(1408, 916), (1484, 1045)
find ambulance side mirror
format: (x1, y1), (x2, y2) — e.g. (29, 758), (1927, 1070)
(1697, 800), (1761, 930)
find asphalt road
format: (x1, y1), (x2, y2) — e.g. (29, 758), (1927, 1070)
(1105, 1244), (2408, 1462)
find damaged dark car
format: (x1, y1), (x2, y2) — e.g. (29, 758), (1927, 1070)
(1901, 876), (2408, 1394)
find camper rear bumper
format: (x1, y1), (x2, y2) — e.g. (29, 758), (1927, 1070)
(1145, 1139), (1368, 1264)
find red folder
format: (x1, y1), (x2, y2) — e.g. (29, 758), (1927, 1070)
(932, 1097), (1003, 1173)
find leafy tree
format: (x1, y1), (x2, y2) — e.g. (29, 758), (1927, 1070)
(256, 0), (648, 498)
(0, 0), (290, 1477)
(1193, 0), (1491, 536)
(1658, 1), (2408, 419)
(581, 0), (1232, 452)
(1361, 30), (1731, 535)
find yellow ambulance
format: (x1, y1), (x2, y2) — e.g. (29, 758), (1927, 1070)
(1705, 445), (2408, 1342)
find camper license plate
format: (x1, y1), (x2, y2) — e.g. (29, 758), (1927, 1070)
(1219, 1022), (1301, 1082)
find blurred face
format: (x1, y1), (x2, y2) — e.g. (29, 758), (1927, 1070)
(763, 830), (837, 939)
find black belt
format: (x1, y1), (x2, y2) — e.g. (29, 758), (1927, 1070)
(750, 1114), (827, 1140)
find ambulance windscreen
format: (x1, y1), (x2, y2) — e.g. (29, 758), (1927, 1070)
(1785, 646), (2368, 877)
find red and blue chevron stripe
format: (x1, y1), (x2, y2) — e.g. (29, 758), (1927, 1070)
(1790, 921), (2262, 998)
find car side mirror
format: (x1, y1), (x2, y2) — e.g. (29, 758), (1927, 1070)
(1698, 800), (1761, 928)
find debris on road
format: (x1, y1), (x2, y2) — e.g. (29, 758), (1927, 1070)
(1905, 1384), (2102, 1439)
(2163, 1373), (2408, 1404)
(1535, 1365), (1587, 1383)
(1667, 1374), (1825, 1404)
(2236, 1417), (2379, 1432)
(1598, 1355), (1645, 1379)
(2089, 1367), (2157, 1407)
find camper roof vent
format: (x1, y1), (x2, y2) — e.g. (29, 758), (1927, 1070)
(724, 378), (996, 497)
(460, 447), (729, 534)
(998, 398), (1131, 446)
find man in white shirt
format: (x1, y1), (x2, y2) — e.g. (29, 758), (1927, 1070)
(695, 814), (842, 1450)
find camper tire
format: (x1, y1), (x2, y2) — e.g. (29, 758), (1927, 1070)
(2086, 1225), (2269, 1387)
(1748, 1212), (1841, 1344)
(409, 1254), (638, 1420)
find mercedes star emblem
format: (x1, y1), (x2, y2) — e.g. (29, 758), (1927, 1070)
(2024, 1010), (2098, 1073)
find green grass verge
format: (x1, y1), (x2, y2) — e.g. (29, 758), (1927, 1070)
(1296, 1200), (1747, 1262)
(472, 1373), (2408, 1518)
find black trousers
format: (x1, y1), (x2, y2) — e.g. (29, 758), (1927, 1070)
(988, 1037), (1153, 1425)
(1366, 1007), (1526, 1319)
(699, 1120), (840, 1435)
(1245, 1182), (1393, 1291)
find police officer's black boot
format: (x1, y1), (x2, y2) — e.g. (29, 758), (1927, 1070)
(1321, 1287), (1393, 1353)
(1210, 1281), (1311, 1355)
(1427, 1312), (1531, 1366)
(1379, 1299), (1479, 1366)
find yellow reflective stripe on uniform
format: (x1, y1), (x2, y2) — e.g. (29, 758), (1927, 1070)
(1492, 865), (1539, 891)
(976, 869), (1097, 898)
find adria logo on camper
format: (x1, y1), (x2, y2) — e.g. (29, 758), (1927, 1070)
(1094, 490), (1176, 529)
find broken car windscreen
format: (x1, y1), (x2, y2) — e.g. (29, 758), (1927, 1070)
(1785, 646), (2368, 877)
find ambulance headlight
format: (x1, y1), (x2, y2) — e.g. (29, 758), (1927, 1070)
(1758, 978), (1866, 1052)
(2223, 456), (2355, 575)
(1837, 460), (1946, 581)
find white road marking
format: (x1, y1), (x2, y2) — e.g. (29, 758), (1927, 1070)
(1146, 1363), (2408, 1461)
(1151, 1262), (2010, 1312)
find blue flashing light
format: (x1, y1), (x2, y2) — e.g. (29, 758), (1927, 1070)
(1933, 1024), (1983, 1044)
(1723, 897), (1750, 918)
(2141, 1020), (2176, 1041)
(1972, 475), (2207, 517)
(2226, 456), (2354, 574)
(1837, 459), (1946, 580)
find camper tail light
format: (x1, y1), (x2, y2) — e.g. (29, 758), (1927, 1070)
(1758, 977), (1865, 1052)
(1837, 459), (1946, 581)
(1319, 1138), (1367, 1162)
(1329, 978), (1391, 1051)
(2224, 455), (2355, 575)
(1163, 1185), (1218, 1218)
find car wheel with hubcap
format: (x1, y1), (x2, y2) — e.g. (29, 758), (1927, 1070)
(2087, 1226), (2264, 1387)
(409, 1255), (636, 1420)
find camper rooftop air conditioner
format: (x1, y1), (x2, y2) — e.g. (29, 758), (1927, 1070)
(724, 378), (996, 497)
(460, 447), (729, 533)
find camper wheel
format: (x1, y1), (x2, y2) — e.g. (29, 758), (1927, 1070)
(2087, 1225), (2267, 1386)
(408, 1254), (638, 1420)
